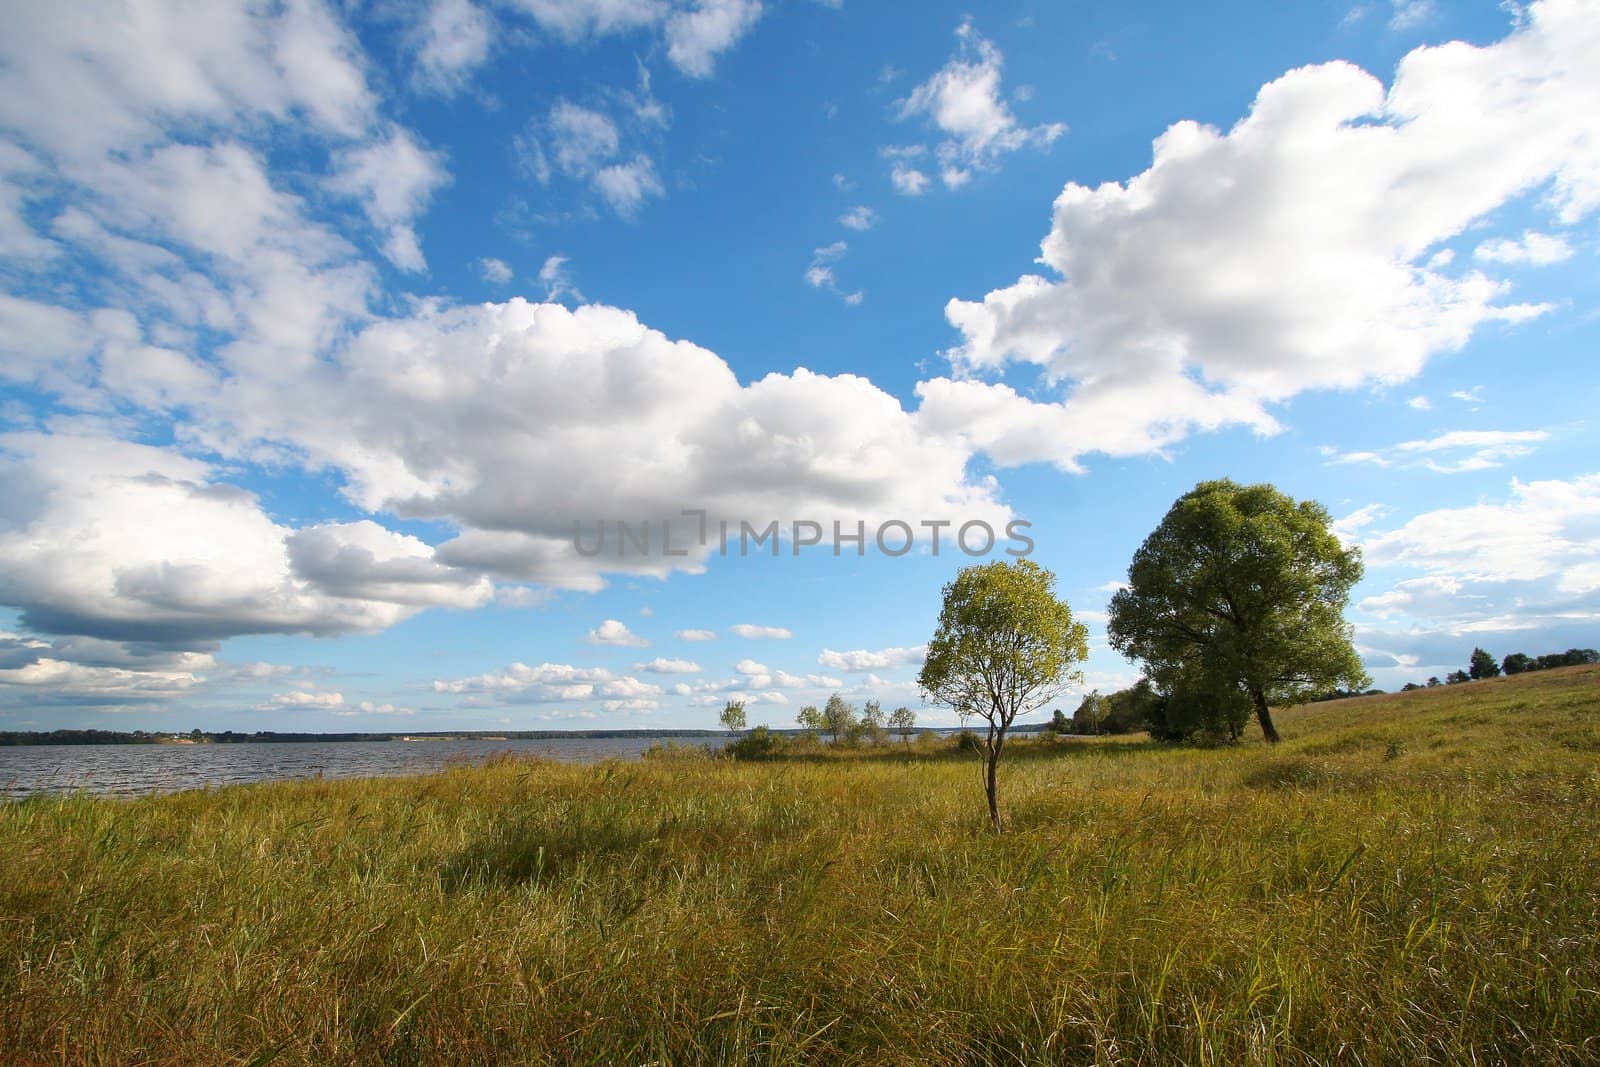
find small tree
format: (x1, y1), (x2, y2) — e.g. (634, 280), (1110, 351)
(796, 705), (824, 735)
(888, 706), (916, 744)
(1469, 648), (1501, 680)
(1072, 690), (1107, 735)
(821, 693), (857, 743)
(919, 559), (1089, 832)
(860, 700), (886, 744)
(718, 699), (747, 735)
(1446, 669), (1471, 685)
(1427, 676), (1441, 687)
(1047, 708), (1071, 734)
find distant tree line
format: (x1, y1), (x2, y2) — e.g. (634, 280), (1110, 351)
(1399, 646), (1599, 691)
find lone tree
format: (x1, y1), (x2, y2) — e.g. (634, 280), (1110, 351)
(888, 705), (916, 744)
(718, 699), (747, 735)
(796, 705), (823, 735)
(1108, 480), (1367, 744)
(919, 559), (1089, 832)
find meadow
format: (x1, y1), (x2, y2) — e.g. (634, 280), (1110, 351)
(2, 666), (1597, 1065)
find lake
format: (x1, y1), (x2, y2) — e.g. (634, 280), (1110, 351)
(0, 736), (726, 799)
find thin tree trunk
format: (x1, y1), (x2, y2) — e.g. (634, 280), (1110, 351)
(984, 748), (1001, 832)
(1251, 687), (1281, 743)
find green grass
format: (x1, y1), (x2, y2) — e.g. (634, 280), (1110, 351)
(2, 666), (1598, 1065)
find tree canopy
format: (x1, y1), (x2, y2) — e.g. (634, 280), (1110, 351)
(1108, 479), (1367, 743)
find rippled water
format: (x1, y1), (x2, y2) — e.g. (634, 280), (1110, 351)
(0, 736), (725, 799)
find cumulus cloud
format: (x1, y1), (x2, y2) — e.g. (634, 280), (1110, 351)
(926, 1), (1597, 471)
(586, 619), (650, 646)
(519, 98), (665, 216)
(839, 205), (877, 231)
(328, 127), (449, 271)
(896, 20), (1064, 190)
(478, 257), (514, 283)
(729, 624), (791, 639)
(675, 629), (717, 641)
(505, 0), (761, 78)
(817, 645), (926, 672)
(0, 433), (484, 651)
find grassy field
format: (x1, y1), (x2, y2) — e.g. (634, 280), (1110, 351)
(2, 666), (1597, 1065)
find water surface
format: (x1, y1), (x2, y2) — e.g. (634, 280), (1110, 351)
(0, 736), (724, 799)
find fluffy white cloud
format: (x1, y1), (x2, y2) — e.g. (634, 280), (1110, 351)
(897, 20), (1064, 189)
(634, 657), (701, 673)
(733, 658), (768, 675)
(1354, 474), (1600, 644)
(478, 257), (514, 283)
(266, 688), (345, 708)
(890, 162), (930, 196)
(586, 619), (650, 646)
(329, 129), (449, 271)
(1322, 429), (1550, 473)
(665, 0), (762, 78)
(1473, 230), (1573, 265)
(839, 205), (877, 231)
(410, 0), (494, 93)
(432, 660), (662, 707)
(729, 624), (792, 639)
(817, 645), (926, 672)
(521, 99), (664, 216)
(0, 433), (482, 650)
(675, 629), (717, 641)
(929, 1), (1597, 471)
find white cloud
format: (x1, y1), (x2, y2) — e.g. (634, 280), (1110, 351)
(890, 162), (930, 196)
(587, 619), (650, 646)
(266, 688), (345, 708)
(1331, 503), (1389, 546)
(839, 205), (877, 231)
(817, 645), (927, 672)
(1355, 473), (1600, 637)
(729, 623), (792, 639)
(1323, 429), (1550, 473)
(927, 3), (1596, 472)
(676, 629), (717, 641)
(805, 240), (863, 304)
(664, 0), (763, 78)
(1389, 0), (1436, 31)
(634, 657), (701, 673)
(329, 128), (448, 271)
(0, 433), (484, 651)
(433, 659), (662, 708)
(1473, 230), (1574, 265)
(538, 255), (583, 301)
(734, 658), (768, 675)
(593, 156), (664, 215)
(478, 257), (514, 283)
(897, 20), (1064, 189)
(1407, 395), (1432, 410)
(410, 0), (494, 94)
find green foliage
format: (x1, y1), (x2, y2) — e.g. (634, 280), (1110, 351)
(821, 693), (857, 743)
(796, 705), (824, 734)
(919, 558), (1089, 829)
(1446, 669), (1471, 685)
(722, 724), (783, 760)
(1469, 648), (1501, 680)
(1108, 479), (1368, 744)
(1502, 652), (1535, 675)
(718, 700), (747, 734)
(888, 706), (916, 742)
(1046, 708), (1071, 734)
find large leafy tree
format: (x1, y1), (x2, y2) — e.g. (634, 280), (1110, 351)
(1108, 480), (1367, 744)
(919, 559), (1089, 831)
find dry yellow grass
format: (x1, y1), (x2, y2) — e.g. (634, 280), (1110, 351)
(2, 666), (1597, 1065)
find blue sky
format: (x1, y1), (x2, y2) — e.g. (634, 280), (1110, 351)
(1, 0), (1597, 731)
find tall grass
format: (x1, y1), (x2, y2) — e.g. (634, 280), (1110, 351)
(2, 666), (1597, 1065)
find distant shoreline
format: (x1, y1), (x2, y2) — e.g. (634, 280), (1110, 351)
(0, 725), (1033, 747)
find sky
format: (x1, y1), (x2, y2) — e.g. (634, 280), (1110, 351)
(1, 0), (1597, 732)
